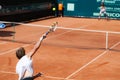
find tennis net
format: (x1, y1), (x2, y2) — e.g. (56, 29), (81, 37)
(0, 21), (57, 44)
(0, 20), (120, 51)
(44, 27), (120, 51)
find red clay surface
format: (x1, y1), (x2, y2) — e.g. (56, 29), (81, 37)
(0, 17), (120, 80)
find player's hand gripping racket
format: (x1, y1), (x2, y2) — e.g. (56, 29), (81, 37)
(42, 22), (58, 40)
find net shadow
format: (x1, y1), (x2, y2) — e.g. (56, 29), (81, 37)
(44, 42), (120, 52)
(0, 31), (15, 37)
(0, 38), (35, 44)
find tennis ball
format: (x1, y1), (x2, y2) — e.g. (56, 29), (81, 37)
(52, 7), (56, 11)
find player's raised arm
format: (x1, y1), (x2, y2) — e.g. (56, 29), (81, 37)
(28, 33), (46, 58)
(28, 22), (58, 58)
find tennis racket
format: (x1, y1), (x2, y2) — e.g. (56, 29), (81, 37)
(42, 22), (58, 39)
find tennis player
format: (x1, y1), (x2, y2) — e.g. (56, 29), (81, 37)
(16, 24), (57, 80)
(98, 2), (108, 20)
(16, 34), (45, 80)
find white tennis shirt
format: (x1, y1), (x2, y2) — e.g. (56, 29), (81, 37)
(16, 55), (33, 80)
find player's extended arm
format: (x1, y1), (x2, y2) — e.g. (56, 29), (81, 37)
(28, 22), (58, 58)
(28, 33), (47, 58)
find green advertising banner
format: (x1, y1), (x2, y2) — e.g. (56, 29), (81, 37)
(63, 0), (120, 19)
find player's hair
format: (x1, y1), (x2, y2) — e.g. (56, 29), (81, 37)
(101, 2), (105, 7)
(16, 47), (25, 59)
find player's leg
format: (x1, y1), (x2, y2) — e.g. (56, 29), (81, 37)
(103, 11), (109, 20)
(98, 11), (102, 19)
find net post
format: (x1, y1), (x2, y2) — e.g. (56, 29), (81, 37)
(106, 32), (108, 49)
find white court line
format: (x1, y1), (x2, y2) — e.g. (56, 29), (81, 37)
(0, 71), (75, 80)
(109, 42), (120, 49)
(1, 20), (120, 34)
(0, 23), (91, 56)
(48, 26), (86, 40)
(0, 44), (29, 55)
(47, 20), (96, 40)
(16, 23), (120, 34)
(0, 71), (16, 74)
(1, 26), (119, 80)
(0, 24), (92, 80)
(65, 41), (120, 79)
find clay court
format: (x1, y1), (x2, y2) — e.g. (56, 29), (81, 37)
(0, 17), (120, 80)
